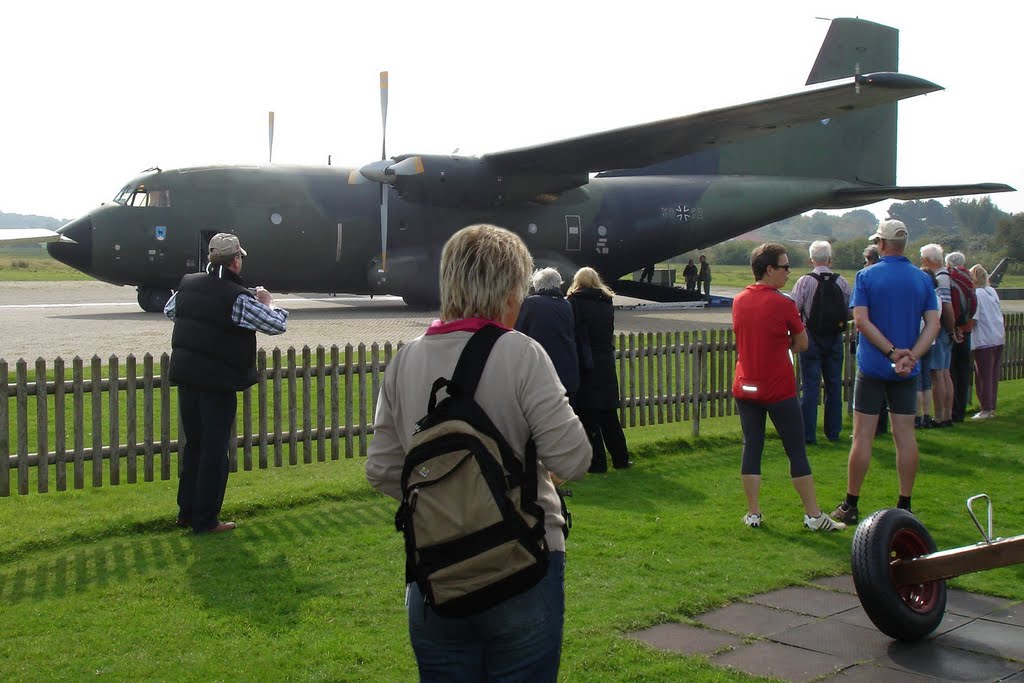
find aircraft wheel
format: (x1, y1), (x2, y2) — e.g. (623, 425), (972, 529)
(851, 508), (946, 641)
(402, 293), (439, 310)
(137, 287), (172, 313)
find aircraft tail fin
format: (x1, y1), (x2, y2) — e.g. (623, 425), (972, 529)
(606, 18), (903, 186)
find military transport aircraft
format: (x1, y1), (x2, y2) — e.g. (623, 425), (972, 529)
(18, 18), (1015, 311)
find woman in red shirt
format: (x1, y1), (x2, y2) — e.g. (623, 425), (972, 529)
(732, 243), (844, 532)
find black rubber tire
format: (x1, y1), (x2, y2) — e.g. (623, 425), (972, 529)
(851, 508), (947, 641)
(137, 287), (172, 313)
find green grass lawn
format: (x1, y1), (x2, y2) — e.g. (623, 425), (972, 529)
(2, 383), (1022, 682)
(0, 246), (93, 281)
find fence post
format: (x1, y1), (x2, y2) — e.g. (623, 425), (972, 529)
(0, 359), (8, 497)
(287, 347), (298, 465)
(316, 345), (326, 463)
(272, 347), (283, 467)
(143, 354), (155, 482)
(160, 353), (171, 481)
(301, 346), (312, 464)
(330, 345), (340, 461)
(693, 332), (705, 437)
(358, 344), (368, 457)
(126, 354), (137, 484)
(637, 334), (647, 427)
(72, 357), (85, 489)
(345, 344), (354, 458)
(91, 356), (102, 487)
(257, 349), (268, 469)
(54, 357), (66, 491)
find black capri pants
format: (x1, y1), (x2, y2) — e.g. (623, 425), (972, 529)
(736, 396), (812, 478)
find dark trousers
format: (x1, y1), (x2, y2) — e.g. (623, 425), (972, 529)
(700, 279), (710, 297)
(176, 383), (237, 532)
(799, 333), (844, 443)
(951, 333), (972, 422)
(580, 408), (629, 472)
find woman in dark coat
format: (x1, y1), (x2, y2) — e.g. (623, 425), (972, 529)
(515, 267), (580, 403)
(567, 267), (632, 472)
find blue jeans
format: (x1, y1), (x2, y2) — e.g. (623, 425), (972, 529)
(408, 551), (566, 683)
(800, 333), (844, 442)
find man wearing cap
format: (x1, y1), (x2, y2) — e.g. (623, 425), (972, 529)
(831, 220), (939, 526)
(164, 233), (288, 533)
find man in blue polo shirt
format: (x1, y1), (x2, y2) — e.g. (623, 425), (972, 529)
(831, 220), (940, 525)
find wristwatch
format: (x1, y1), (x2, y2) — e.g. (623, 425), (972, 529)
(886, 347), (896, 359)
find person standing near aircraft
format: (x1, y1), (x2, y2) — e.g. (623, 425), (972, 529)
(515, 268), (580, 407)
(568, 267), (632, 473)
(732, 243), (844, 532)
(919, 244), (956, 427)
(683, 259), (698, 291)
(639, 263), (656, 284)
(698, 255), (712, 299)
(969, 264), (1004, 420)
(790, 241), (851, 445)
(831, 221), (939, 525)
(945, 251), (975, 422)
(165, 233), (288, 533)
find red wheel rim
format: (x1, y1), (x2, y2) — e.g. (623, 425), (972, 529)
(890, 528), (940, 613)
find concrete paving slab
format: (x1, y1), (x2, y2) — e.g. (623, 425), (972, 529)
(982, 602), (1024, 627)
(833, 605), (973, 637)
(697, 602), (812, 637)
(771, 618), (896, 663)
(712, 641), (846, 682)
(947, 589), (1017, 618)
(830, 663), (937, 682)
(935, 618), (1024, 662)
(812, 575), (857, 594)
(747, 586), (862, 618)
(625, 622), (742, 656)
(872, 638), (1023, 681)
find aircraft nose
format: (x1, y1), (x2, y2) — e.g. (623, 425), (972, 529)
(47, 215), (93, 273)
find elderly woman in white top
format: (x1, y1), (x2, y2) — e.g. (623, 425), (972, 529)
(366, 224), (591, 682)
(969, 264), (1005, 419)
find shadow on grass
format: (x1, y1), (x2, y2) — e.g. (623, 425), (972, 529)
(0, 500), (393, 610)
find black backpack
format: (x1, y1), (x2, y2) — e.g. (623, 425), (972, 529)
(805, 272), (848, 336)
(394, 325), (550, 617)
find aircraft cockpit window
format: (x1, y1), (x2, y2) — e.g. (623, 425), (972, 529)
(113, 185), (132, 205)
(123, 187), (171, 207)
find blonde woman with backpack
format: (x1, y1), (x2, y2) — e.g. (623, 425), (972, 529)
(366, 224), (591, 682)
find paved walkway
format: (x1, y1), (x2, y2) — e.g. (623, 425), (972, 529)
(629, 575), (1023, 682)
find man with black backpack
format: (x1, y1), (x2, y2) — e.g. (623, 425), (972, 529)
(946, 251), (978, 422)
(791, 241), (852, 445)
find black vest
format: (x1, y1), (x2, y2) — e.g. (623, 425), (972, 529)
(168, 269), (258, 392)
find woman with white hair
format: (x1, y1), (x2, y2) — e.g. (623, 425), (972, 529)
(515, 267), (580, 404)
(366, 224), (590, 682)
(567, 266), (632, 472)
(969, 264), (1004, 419)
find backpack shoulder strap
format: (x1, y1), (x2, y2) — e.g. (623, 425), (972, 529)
(450, 324), (509, 399)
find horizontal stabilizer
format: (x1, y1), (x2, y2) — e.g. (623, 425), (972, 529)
(0, 228), (75, 246)
(824, 183), (1015, 209)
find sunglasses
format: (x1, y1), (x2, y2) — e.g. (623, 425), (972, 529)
(773, 263), (791, 271)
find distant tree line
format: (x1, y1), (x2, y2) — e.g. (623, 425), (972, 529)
(0, 211), (66, 229)
(672, 197), (1023, 276)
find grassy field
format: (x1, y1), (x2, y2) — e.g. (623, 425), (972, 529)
(0, 246), (93, 281)
(2, 383), (1022, 681)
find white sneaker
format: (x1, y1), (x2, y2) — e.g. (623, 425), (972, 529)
(972, 410), (994, 420)
(743, 513), (763, 528)
(804, 512), (846, 531)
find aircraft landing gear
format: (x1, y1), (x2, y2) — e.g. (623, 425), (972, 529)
(137, 286), (172, 313)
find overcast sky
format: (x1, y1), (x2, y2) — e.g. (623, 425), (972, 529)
(1, 0), (1021, 221)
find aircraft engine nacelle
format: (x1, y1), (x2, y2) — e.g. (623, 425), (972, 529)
(388, 155), (587, 209)
(365, 248), (441, 308)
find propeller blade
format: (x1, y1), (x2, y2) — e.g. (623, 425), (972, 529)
(268, 111), (275, 163)
(379, 71), (388, 160)
(389, 156), (424, 176)
(380, 186), (389, 272)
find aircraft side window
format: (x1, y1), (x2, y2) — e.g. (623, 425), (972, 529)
(149, 189), (171, 207)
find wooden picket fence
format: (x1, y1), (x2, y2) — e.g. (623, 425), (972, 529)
(4, 314), (1024, 497)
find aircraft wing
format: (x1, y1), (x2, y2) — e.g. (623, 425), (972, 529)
(823, 183), (1016, 209)
(483, 73), (942, 175)
(0, 228), (75, 245)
